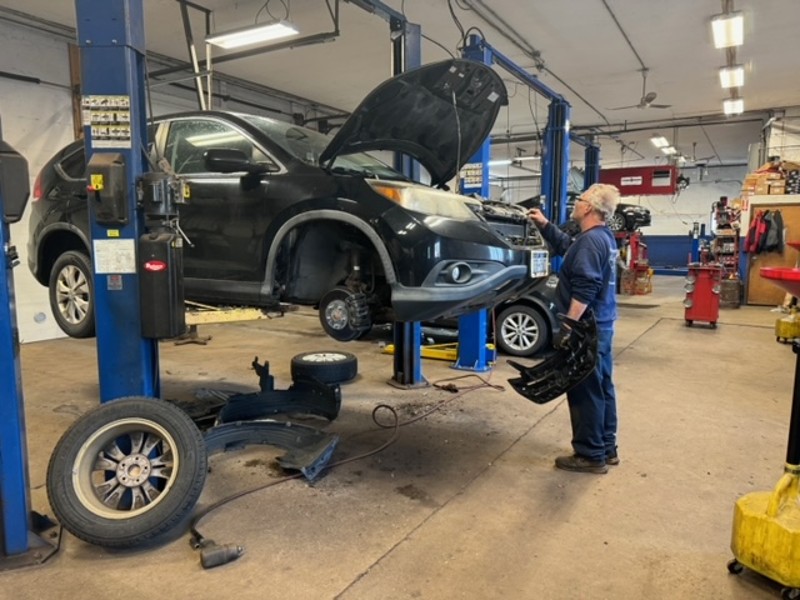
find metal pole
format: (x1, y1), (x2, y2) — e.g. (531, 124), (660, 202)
(76, 0), (159, 402)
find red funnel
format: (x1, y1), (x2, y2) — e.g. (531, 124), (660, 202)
(761, 267), (800, 297)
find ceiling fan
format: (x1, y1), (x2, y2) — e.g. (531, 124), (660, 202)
(609, 68), (672, 110)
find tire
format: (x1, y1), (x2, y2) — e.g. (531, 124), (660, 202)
(47, 397), (207, 548)
(607, 213), (625, 233)
(291, 351), (358, 384)
(318, 287), (371, 342)
(49, 250), (95, 338)
(495, 304), (549, 357)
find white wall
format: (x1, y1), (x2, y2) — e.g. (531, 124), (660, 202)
(767, 107), (800, 162)
(1, 20), (76, 343)
(624, 165), (748, 236)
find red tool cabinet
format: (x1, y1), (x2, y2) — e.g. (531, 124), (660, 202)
(684, 264), (722, 327)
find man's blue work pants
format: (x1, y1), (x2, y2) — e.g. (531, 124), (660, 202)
(565, 327), (617, 461)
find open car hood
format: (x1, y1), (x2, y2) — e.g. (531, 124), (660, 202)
(319, 59), (508, 187)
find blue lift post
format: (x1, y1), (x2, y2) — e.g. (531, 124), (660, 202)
(454, 38), (494, 372)
(0, 125), (58, 568)
(363, 3), (427, 387)
(76, 0), (159, 402)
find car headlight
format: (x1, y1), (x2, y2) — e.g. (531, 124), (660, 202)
(368, 181), (480, 221)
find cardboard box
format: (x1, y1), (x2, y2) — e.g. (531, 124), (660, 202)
(769, 183), (786, 195)
(755, 183), (769, 195)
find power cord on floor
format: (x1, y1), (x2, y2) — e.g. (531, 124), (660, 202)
(190, 376), (505, 569)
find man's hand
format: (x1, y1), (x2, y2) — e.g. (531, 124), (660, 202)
(554, 320), (573, 350)
(528, 208), (548, 228)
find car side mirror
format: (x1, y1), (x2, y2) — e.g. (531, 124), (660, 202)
(203, 148), (278, 175)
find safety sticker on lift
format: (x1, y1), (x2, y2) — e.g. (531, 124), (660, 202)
(81, 95), (132, 149)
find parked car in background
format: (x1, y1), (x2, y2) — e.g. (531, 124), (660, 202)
(28, 59), (550, 340)
(520, 192), (651, 233)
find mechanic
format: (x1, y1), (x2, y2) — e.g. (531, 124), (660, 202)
(528, 183), (621, 474)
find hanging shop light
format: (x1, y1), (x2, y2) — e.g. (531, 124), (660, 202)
(650, 135), (670, 148)
(719, 65), (745, 88)
(207, 21), (300, 49)
(711, 12), (744, 48)
(723, 98), (745, 116)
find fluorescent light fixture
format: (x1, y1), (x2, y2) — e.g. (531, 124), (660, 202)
(488, 159), (512, 167)
(711, 12), (744, 48)
(514, 156), (540, 163)
(723, 98), (744, 115)
(719, 65), (744, 88)
(661, 146), (678, 155)
(207, 21), (299, 50)
(650, 135), (670, 148)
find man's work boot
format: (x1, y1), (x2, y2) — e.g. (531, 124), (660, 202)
(606, 448), (620, 466)
(555, 454), (608, 474)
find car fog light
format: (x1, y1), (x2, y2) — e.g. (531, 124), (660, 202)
(684, 283), (695, 292)
(685, 275), (696, 284)
(683, 299), (693, 308)
(447, 262), (472, 284)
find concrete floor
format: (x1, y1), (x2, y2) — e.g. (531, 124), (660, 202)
(2, 276), (795, 599)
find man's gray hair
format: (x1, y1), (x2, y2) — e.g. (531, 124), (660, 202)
(582, 183), (621, 221)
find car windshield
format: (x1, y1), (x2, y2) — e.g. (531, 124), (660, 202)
(240, 114), (407, 180)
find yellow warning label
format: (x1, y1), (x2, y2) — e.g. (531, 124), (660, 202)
(183, 183), (191, 199)
(107, 230), (120, 238)
(90, 174), (104, 191)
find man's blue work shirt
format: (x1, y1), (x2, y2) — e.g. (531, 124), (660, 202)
(539, 222), (618, 328)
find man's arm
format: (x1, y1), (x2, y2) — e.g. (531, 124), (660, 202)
(528, 209), (573, 256)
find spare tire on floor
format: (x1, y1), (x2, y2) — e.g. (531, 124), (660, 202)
(290, 351), (358, 384)
(46, 397), (207, 548)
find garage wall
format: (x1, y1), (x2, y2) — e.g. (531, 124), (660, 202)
(614, 164), (748, 236)
(767, 107), (800, 162)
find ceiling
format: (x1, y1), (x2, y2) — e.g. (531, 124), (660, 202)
(2, 0), (796, 178)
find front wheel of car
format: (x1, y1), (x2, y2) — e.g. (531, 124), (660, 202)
(49, 250), (95, 338)
(495, 305), (549, 357)
(607, 213), (625, 233)
(318, 286), (371, 342)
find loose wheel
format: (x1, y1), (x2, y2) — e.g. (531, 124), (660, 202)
(47, 397), (207, 548)
(726, 558), (743, 575)
(291, 351), (358, 384)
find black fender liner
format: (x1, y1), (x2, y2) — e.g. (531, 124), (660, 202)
(507, 316), (598, 404)
(262, 208), (397, 299)
(204, 421), (338, 482)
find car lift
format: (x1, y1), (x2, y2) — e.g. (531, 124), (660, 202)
(456, 35), (601, 366)
(0, 126), (59, 569)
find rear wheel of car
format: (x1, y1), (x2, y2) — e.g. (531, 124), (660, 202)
(290, 351), (358, 384)
(49, 250), (95, 338)
(607, 213), (625, 233)
(495, 304), (549, 357)
(318, 286), (371, 342)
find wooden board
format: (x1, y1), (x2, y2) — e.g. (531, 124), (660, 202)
(746, 202), (800, 305)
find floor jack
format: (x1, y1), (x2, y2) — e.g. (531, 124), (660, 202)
(728, 267), (800, 599)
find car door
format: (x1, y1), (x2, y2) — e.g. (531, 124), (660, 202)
(162, 117), (282, 297)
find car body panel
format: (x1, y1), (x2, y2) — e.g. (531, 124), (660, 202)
(320, 59), (508, 187)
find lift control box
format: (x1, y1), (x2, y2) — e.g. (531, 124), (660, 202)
(87, 153), (128, 227)
(139, 232), (185, 339)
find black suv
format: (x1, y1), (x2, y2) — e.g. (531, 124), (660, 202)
(28, 59), (549, 339)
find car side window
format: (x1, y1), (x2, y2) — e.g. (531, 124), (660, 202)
(60, 147), (87, 180)
(164, 119), (277, 174)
